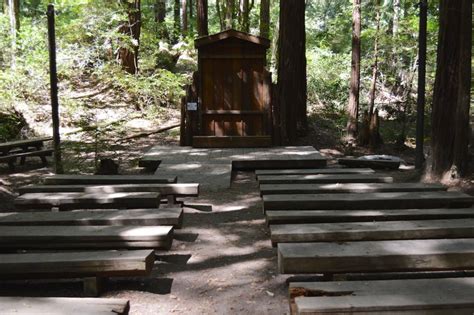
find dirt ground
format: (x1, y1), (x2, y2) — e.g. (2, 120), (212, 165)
(0, 127), (473, 314)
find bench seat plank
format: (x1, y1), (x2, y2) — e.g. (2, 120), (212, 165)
(15, 192), (161, 210)
(278, 238), (474, 274)
(0, 208), (183, 228)
(263, 191), (474, 211)
(255, 168), (375, 176)
(0, 297), (130, 315)
(338, 158), (401, 169)
(0, 225), (173, 250)
(259, 183), (446, 195)
(43, 174), (177, 185)
(0, 149), (53, 162)
(258, 174), (393, 185)
(271, 219), (474, 245)
(266, 208), (474, 225)
(19, 183), (199, 196)
(0, 137), (52, 150)
(290, 278), (474, 315)
(0, 250), (155, 278)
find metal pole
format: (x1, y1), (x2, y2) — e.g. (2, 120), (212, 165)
(415, 0), (427, 169)
(47, 4), (63, 174)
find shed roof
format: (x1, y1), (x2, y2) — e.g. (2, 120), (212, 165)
(195, 29), (270, 49)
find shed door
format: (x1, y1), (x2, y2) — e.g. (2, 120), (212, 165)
(200, 58), (270, 137)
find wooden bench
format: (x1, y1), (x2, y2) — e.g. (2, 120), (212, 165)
(259, 182), (447, 195)
(266, 208), (474, 225)
(42, 174), (178, 185)
(270, 218), (474, 246)
(0, 250), (155, 296)
(257, 174), (394, 185)
(263, 191), (474, 211)
(277, 238), (474, 275)
(289, 278), (474, 315)
(255, 168), (375, 176)
(0, 225), (174, 250)
(19, 183), (199, 206)
(0, 297), (130, 315)
(0, 208), (184, 228)
(15, 192), (162, 210)
(338, 157), (401, 169)
(0, 149), (53, 170)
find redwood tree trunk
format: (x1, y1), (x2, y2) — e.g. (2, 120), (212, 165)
(346, 0), (361, 141)
(431, 0), (472, 177)
(118, 0), (141, 74)
(259, 0), (270, 38)
(181, 0), (188, 35)
(154, 0), (166, 22)
(278, 0), (307, 144)
(197, 0), (208, 36)
(224, 0), (234, 29)
(174, 0), (180, 39)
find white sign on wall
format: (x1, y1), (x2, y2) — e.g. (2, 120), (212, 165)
(187, 102), (198, 111)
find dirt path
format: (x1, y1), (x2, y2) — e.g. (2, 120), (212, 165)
(0, 168), (289, 314)
(106, 171), (289, 314)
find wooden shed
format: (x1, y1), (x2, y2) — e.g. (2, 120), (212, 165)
(180, 30), (275, 148)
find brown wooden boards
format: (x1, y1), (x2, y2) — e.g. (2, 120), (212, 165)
(266, 208), (474, 225)
(18, 183), (199, 197)
(193, 136), (272, 148)
(270, 219), (474, 245)
(338, 158), (401, 169)
(0, 208), (183, 228)
(43, 174), (177, 185)
(0, 250), (155, 278)
(15, 192), (161, 210)
(263, 191), (474, 211)
(0, 225), (174, 250)
(0, 297), (130, 315)
(233, 158), (327, 170)
(259, 183), (447, 195)
(257, 174), (394, 185)
(277, 238), (474, 274)
(256, 168), (375, 176)
(290, 278), (474, 314)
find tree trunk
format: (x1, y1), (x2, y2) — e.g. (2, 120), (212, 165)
(181, 0), (188, 35)
(197, 0), (208, 36)
(368, 1), (380, 119)
(346, 0), (361, 141)
(189, 0), (194, 33)
(4, 0), (19, 30)
(216, 0), (225, 31)
(240, 0), (250, 33)
(174, 0), (181, 40)
(117, 0), (141, 75)
(278, 0), (307, 144)
(431, 0), (472, 177)
(224, 0), (234, 30)
(259, 0), (270, 38)
(154, 0), (166, 22)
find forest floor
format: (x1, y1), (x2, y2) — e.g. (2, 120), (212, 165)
(0, 106), (473, 314)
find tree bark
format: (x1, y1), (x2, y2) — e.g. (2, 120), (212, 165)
(181, 0), (188, 35)
(4, 0), (19, 30)
(431, 0), (472, 177)
(259, 0), (270, 38)
(154, 0), (166, 22)
(197, 0), (208, 36)
(239, 0), (252, 33)
(368, 1), (380, 119)
(224, 0), (234, 30)
(278, 0), (307, 144)
(117, 0), (141, 74)
(174, 0), (181, 39)
(346, 0), (361, 141)
(216, 0), (225, 30)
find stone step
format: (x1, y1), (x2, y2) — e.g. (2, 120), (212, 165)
(258, 174), (393, 185)
(263, 191), (474, 211)
(265, 208), (474, 225)
(0, 225), (174, 250)
(259, 183), (446, 195)
(0, 208), (183, 228)
(270, 218), (474, 246)
(0, 297), (130, 315)
(278, 238), (474, 274)
(15, 192), (161, 210)
(255, 168), (375, 176)
(290, 278), (474, 315)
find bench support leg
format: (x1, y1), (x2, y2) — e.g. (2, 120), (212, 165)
(83, 277), (106, 297)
